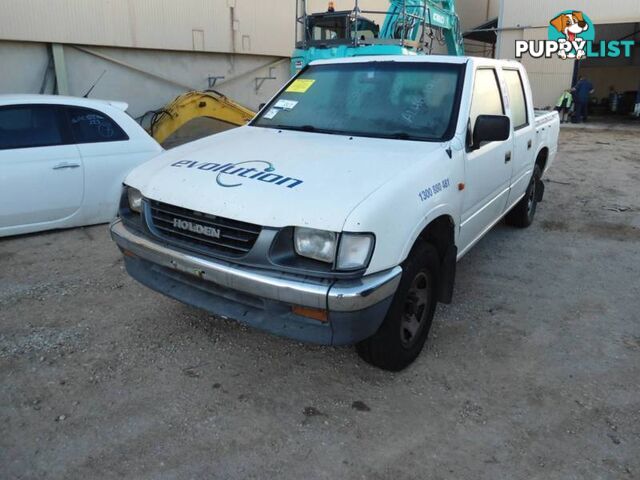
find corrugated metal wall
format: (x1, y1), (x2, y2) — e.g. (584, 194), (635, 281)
(0, 39), (291, 116)
(0, 0), (391, 57)
(0, 0), (288, 56)
(0, 1), (392, 117)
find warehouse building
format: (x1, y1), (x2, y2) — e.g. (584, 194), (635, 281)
(458, 0), (499, 58)
(461, 0), (640, 109)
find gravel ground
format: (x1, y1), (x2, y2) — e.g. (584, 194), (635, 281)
(1, 126), (639, 479)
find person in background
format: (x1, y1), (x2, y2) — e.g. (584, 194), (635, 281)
(572, 75), (594, 123)
(608, 86), (619, 113)
(555, 88), (573, 123)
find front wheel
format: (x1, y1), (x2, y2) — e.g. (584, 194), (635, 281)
(356, 241), (439, 371)
(505, 165), (542, 228)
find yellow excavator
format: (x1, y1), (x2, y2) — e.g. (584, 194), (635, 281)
(147, 90), (256, 144)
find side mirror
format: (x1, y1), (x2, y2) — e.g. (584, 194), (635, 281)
(258, 103), (266, 111)
(471, 115), (510, 151)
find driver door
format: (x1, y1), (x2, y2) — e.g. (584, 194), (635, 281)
(459, 68), (514, 252)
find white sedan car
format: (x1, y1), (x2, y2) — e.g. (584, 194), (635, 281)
(0, 95), (162, 237)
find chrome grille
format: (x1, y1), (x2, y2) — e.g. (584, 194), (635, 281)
(147, 200), (261, 256)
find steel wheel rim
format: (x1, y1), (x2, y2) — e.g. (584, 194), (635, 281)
(400, 272), (430, 348)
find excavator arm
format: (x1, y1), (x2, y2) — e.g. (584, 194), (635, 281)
(380, 0), (464, 56)
(148, 90), (255, 144)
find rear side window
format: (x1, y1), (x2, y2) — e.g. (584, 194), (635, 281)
(67, 107), (129, 144)
(469, 68), (504, 136)
(503, 69), (529, 129)
(0, 105), (66, 150)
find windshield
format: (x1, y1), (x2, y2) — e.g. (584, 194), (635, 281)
(306, 14), (380, 42)
(252, 61), (464, 142)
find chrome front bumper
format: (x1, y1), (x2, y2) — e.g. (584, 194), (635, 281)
(110, 220), (401, 313)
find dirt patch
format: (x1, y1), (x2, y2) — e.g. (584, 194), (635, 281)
(1, 127), (639, 480)
(541, 219), (569, 232)
(542, 220), (640, 241)
(0, 250), (16, 261)
(581, 222), (640, 241)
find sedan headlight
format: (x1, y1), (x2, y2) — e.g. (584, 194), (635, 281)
(127, 187), (143, 213)
(337, 233), (375, 270)
(294, 227), (337, 263)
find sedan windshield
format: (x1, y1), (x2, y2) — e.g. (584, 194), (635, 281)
(252, 61), (464, 142)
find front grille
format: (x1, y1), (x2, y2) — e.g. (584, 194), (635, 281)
(147, 200), (261, 256)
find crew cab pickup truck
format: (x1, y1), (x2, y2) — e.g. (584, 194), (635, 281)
(111, 55), (559, 371)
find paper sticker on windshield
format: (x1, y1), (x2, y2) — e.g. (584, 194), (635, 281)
(274, 99), (298, 110)
(263, 108), (279, 119)
(286, 79), (315, 93)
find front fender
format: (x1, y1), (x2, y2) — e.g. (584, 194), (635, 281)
(399, 203), (459, 265)
(342, 150), (461, 275)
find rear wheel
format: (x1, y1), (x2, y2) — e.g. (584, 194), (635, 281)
(356, 241), (439, 371)
(505, 165), (542, 228)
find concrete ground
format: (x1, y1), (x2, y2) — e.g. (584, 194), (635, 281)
(1, 126), (639, 479)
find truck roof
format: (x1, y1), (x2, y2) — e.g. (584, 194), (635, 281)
(309, 54), (523, 69)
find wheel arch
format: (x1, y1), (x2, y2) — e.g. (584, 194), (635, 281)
(535, 146), (549, 175)
(416, 215), (456, 262)
(401, 209), (458, 304)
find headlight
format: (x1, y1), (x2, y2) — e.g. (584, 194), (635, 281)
(294, 227), (337, 263)
(127, 187), (143, 213)
(337, 233), (375, 270)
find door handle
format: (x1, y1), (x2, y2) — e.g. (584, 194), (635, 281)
(505, 152), (512, 163)
(53, 162), (81, 170)
(527, 139), (532, 150)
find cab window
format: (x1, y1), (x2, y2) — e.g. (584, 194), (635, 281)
(308, 16), (347, 41)
(469, 68), (504, 138)
(503, 69), (529, 129)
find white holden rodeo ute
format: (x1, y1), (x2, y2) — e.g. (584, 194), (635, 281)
(111, 55), (559, 371)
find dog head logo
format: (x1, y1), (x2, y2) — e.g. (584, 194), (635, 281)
(550, 11), (589, 42)
(517, 12), (633, 61)
(548, 11), (595, 59)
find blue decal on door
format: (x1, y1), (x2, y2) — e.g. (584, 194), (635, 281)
(418, 178), (450, 202)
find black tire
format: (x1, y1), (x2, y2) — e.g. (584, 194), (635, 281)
(356, 241), (439, 371)
(505, 165), (542, 228)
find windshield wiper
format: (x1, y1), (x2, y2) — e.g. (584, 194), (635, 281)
(265, 124), (317, 132)
(380, 132), (430, 141)
(263, 124), (429, 141)
(268, 124), (355, 135)
(284, 125), (320, 132)
(387, 132), (411, 139)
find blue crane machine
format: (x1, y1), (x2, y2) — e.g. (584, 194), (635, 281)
(291, 0), (465, 75)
